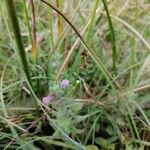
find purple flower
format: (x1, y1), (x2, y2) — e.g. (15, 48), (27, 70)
(42, 95), (53, 105)
(60, 79), (70, 89)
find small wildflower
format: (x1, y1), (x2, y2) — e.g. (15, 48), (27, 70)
(60, 79), (70, 89)
(42, 95), (53, 105)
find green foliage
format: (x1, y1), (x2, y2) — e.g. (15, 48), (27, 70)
(0, 0), (150, 149)
(86, 145), (99, 150)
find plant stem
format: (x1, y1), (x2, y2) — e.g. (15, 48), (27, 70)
(30, 0), (39, 63)
(5, 0), (33, 87)
(23, 0), (32, 45)
(102, 0), (117, 74)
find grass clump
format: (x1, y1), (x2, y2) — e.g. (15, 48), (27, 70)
(0, 0), (150, 149)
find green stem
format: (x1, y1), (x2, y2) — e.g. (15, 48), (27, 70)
(101, 0), (117, 74)
(5, 0), (33, 88)
(23, 0), (32, 45)
(5, 0), (40, 113)
(30, 0), (39, 63)
(48, 2), (55, 50)
(86, 0), (99, 41)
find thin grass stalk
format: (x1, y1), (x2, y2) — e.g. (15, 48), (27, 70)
(5, 0), (33, 88)
(30, 0), (39, 63)
(23, 0), (32, 45)
(56, 0), (65, 53)
(30, 0), (40, 95)
(101, 0), (117, 74)
(57, 0), (63, 38)
(86, 0), (99, 41)
(48, 0), (55, 50)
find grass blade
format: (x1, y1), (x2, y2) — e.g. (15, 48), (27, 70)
(5, 0), (33, 87)
(30, 0), (39, 62)
(101, 0), (117, 74)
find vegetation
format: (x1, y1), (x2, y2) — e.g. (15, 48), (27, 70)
(0, 0), (150, 149)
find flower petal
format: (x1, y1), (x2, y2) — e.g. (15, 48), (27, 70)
(42, 95), (53, 105)
(60, 79), (70, 89)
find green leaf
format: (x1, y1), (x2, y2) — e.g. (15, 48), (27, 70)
(86, 145), (99, 150)
(95, 137), (107, 148)
(68, 102), (84, 113)
(106, 126), (114, 135)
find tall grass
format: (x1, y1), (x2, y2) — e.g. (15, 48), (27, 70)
(0, 0), (150, 149)
(101, 0), (117, 74)
(5, 0), (32, 87)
